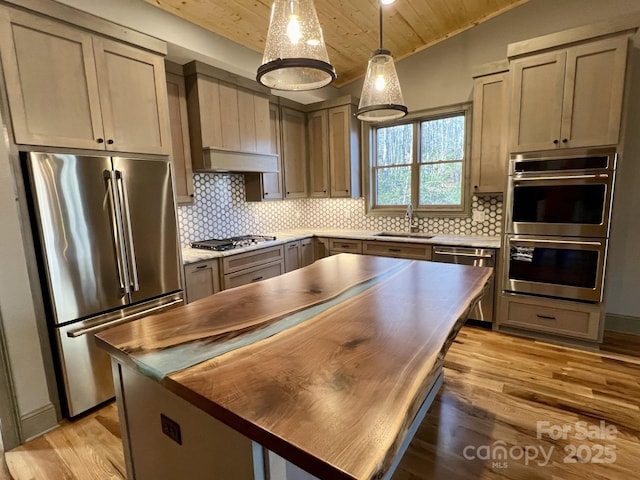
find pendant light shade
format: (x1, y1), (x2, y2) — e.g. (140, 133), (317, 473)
(356, 5), (407, 122)
(257, 0), (336, 91)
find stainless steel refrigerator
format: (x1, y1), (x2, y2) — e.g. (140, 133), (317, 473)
(25, 152), (183, 417)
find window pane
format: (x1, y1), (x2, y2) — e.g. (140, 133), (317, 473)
(420, 115), (464, 163)
(419, 163), (462, 205)
(376, 124), (413, 166)
(376, 166), (411, 205)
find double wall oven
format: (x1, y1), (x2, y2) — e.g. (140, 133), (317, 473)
(504, 147), (616, 304)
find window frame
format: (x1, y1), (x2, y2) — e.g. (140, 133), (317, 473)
(362, 102), (472, 217)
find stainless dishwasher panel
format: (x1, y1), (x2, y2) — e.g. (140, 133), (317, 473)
(432, 246), (496, 323)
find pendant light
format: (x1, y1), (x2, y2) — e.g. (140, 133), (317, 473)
(356, 2), (407, 122)
(257, 0), (336, 91)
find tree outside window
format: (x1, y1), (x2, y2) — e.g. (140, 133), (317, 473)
(365, 104), (471, 216)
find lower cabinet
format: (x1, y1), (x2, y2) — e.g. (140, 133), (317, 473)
(284, 238), (315, 272)
(284, 241), (301, 272)
(329, 238), (362, 255)
(300, 238), (314, 267)
(362, 241), (432, 260)
(498, 293), (604, 342)
(222, 245), (284, 289)
(184, 260), (221, 303)
(314, 237), (330, 259)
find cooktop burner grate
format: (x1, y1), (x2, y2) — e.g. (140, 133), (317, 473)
(191, 235), (277, 251)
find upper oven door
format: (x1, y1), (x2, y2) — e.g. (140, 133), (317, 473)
(504, 235), (607, 303)
(506, 172), (614, 237)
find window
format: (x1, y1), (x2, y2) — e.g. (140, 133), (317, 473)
(364, 104), (471, 216)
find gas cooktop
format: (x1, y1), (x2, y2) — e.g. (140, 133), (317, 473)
(191, 235), (277, 251)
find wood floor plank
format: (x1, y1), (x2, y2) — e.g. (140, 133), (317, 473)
(4, 326), (640, 480)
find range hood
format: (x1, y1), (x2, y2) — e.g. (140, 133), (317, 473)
(195, 147), (279, 173)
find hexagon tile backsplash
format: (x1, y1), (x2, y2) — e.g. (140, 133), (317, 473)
(176, 174), (503, 246)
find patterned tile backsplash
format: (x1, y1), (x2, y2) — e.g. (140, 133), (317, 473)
(177, 174), (503, 246)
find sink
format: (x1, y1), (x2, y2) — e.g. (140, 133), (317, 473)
(374, 232), (435, 239)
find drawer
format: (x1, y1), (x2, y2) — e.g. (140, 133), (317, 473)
(362, 241), (432, 260)
(223, 260), (284, 289)
(500, 294), (602, 340)
(329, 238), (362, 254)
(222, 245), (284, 274)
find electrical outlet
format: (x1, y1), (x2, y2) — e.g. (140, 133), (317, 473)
(160, 413), (182, 445)
(472, 210), (486, 223)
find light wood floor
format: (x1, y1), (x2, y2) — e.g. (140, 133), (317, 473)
(5, 326), (640, 480)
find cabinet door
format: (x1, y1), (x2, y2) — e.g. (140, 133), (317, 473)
(329, 104), (359, 198)
(471, 72), (509, 194)
(300, 239), (314, 267)
(560, 36), (628, 149)
(184, 261), (220, 303)
(166, 72), (194, 204)
(281, 107), (308, 198)
(0, 9), (105, 149)
(284, 241), (301, 272)
(314, 237), (330, 259)
(308, 110), (329, 197)
(93, 37), (171, 155)
(262, 104), (284, 200)
(510, 51), (566, 152)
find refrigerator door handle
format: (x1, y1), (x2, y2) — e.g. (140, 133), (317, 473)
(116, 170), (140, 292)
(104, 171), (130, 295)
(66, 298), (183, 338)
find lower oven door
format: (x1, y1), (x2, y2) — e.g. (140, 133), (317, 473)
(504, 235), (606, 302)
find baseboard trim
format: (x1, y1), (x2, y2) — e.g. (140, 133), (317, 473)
(605, 313), (640, 335)
(20, 403), (58, 441)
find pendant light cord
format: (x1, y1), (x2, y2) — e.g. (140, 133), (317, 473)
(378, 4), (383, 51)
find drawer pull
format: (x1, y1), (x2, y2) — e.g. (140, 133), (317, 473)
(536, 314), (556, 320)
(288, 244), (297, 249)
(340, 244), (350, 248)
(251, 276), (264, 282)
(196, 265), (208, 270)
(388, 248), (401, 252)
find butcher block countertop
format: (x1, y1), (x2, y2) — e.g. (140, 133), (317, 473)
(96, 254), (493, 479)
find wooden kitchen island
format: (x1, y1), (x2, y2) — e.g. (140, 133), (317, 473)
(96, 254), (492, 480)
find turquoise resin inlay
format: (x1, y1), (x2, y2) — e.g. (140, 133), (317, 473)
(133, 260), (412, 380)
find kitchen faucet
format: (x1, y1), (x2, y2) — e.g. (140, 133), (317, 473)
(405, 203), (419, 233)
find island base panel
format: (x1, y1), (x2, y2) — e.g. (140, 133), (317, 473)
(113, 359), (445, 480)
(113, 360), (258, 480)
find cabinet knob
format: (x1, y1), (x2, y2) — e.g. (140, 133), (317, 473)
(107, 139), (114, 145)
(562, 138), (568, 143)
(96, 138), (104, 144)
(553, 139), (559, 144)
(474, 185), (478, 189)
(323, 190), (327, 193)
(287, 192), (290, 194)
(190, 194), (194, 197)
(265, 192), (269, 195)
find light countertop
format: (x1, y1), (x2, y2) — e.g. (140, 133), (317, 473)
(182, 229), (501, 265)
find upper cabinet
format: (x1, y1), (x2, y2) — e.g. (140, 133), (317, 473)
(471, 62), (509, 194)
(307, 99), (360, 198)
(0, 8), (171, 154)
(165, 63), (194, 204)
(509, 35), (629, 152)
(281, 106), (308, 199)
(246, 103), (284, 201)
(184, 61), (277, 173)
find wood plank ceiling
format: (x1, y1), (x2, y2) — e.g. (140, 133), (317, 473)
(144, 0), (529, 87)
